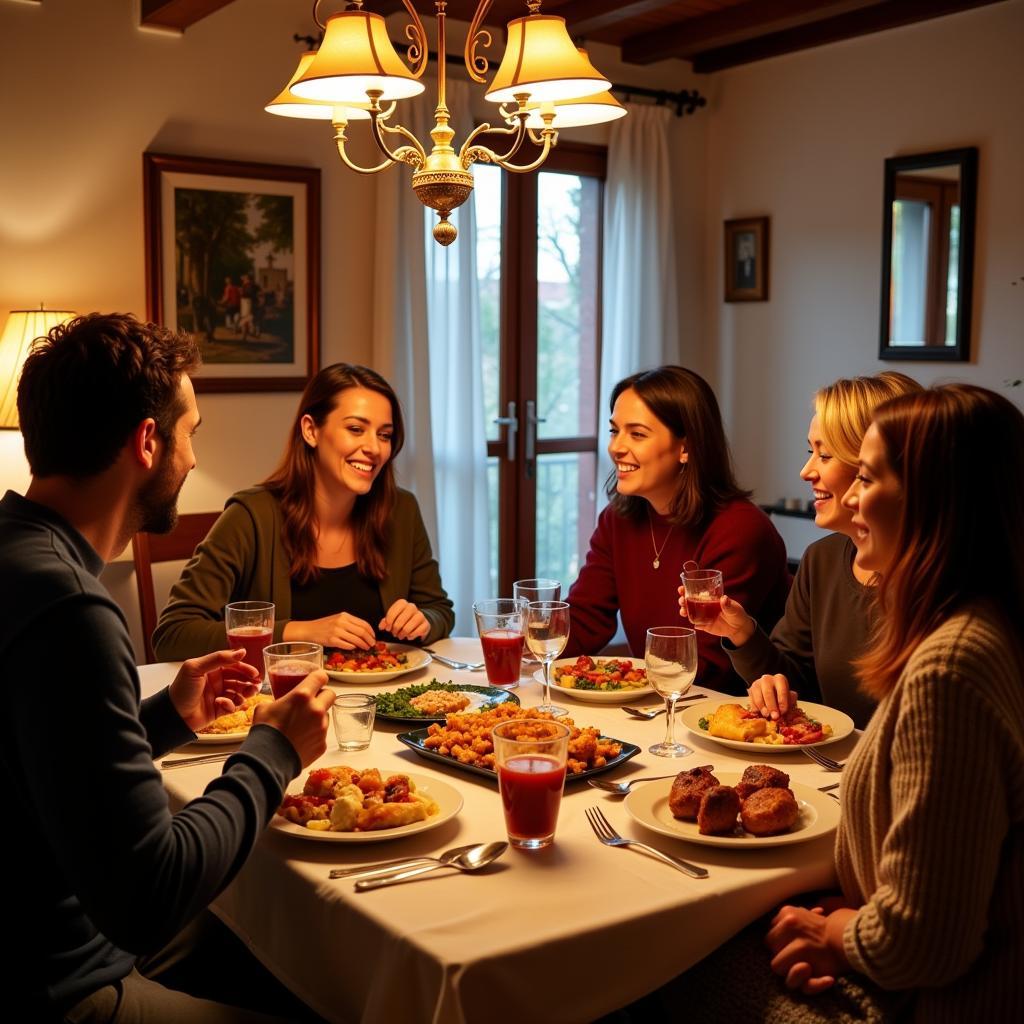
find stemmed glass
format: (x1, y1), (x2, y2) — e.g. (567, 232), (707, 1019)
(525, 601), (570, 716)
(513, 579), (561, 665)
(645, 627), (697, 757)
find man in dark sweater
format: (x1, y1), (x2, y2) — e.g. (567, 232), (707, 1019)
(0, 313), (334, 1020)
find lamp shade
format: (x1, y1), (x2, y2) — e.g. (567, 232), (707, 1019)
(524, 90), (626, 129)
(0, 307), (76, 429)
(266, 52), (372, 121)
(485, 16), (611, 105)
(290, 12), (424, 103)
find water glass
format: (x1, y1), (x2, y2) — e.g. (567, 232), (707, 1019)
(264, 641), (323, 699)
(473, 598), (526, 689)
(525, 600), (570, 716)
(331, 694), (377, 752)
(493, 719), (570, 850)
(645, 627), (697, 758)
(680, 569), (724, 629)
(513, 579), (561, 664)
(224, 601), (275, 679)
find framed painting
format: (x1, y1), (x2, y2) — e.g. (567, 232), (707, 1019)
(143, 152), (320, 392)
(724, 216), (769, 302)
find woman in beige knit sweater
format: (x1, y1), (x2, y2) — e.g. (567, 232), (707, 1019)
(765, 384), (1024, 1020)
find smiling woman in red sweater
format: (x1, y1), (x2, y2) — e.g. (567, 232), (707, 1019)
(564, 366), (790, 694)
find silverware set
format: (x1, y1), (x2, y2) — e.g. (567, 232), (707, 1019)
(803, 746), (845, 771)
(160, 752), (231, 770)
(421, 648), (486, 671)
(622, 693), (707, 720)
(584, 806), (708, 879)
(329, 841), (507, 890)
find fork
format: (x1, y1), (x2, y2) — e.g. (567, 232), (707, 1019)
(422, 648), (485, 672)
(160, 752), (231, 770)
(803, 746), (845, 771)
(584, 807), (708, 879)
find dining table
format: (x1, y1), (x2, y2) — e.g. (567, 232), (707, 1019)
(141, 638), (858, 1024)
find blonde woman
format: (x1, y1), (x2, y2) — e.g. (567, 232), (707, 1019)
(681, 372), (919, 727)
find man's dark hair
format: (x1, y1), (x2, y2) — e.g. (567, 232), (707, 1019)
(18, 312), (201, 478)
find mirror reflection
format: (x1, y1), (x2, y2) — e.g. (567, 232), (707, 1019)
(880, 147), (977, 362)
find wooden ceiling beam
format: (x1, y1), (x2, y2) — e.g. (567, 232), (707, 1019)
(688, 0), (1008, 72)
(553, 0), (680, 38)
(622, 0), (889, 64)
(140, 1), (237, 32)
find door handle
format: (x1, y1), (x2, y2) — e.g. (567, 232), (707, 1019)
(493, 401), (518, 462)
(525, 400), (546, 462)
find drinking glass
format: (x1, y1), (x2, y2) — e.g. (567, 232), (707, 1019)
(331, 694), (377, 752)
(225, 601), (275, 681)
(513, 579), (561, 665)
(645, 627), (697, 757)
(493, 719), (570, 850)
(473, 598), (526, 689)
(680, 569), (724, 629)
(525, 601), (570, 716)
(264, 641), (323, 699)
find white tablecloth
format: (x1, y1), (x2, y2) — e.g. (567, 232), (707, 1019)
(143, 639), (852, 1024)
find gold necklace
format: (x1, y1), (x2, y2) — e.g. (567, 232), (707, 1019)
(648, 511), (674, 570)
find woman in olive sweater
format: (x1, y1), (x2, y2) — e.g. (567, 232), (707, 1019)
(153, 364), (453, 660)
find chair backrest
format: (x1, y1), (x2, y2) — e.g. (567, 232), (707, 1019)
(132, 512), (220, 664)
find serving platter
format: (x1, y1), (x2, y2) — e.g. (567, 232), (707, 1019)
(679, 700), (855, 752)
(375, 682), (520, 725)
(538, 656), (654, 704)
(324, 643), (431, 683)
(624, 772), (840, 849)
(269, 773), (462, 843)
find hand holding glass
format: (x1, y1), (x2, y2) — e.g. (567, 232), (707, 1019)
(681, 569), (724, 629)
(225, 601), (275, 680)
(264, 641), (323, 699)
(526, 600), (570, 716)
(645, 627), (697, 757)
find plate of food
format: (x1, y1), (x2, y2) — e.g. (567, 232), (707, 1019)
(396, 702), (639, 784)
(679, 700), (854, 752)
(624, 766), (840, 849)
(374, 680), (520, 724)
(192, 694), (272, 744)
(324, 642), (431, 683)
(535, 655), (654, 703)
(270, 765), (462, 843)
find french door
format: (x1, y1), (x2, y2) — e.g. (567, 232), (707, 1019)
(474, 144), (607, 596)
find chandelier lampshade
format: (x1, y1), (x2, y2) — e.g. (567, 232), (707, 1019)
(485, 16), (611, 105)
(0, 307), (76, 429)
(290, 11), (425, 103)
(523, 92), (626, 130)
(266, 52), (372, 120)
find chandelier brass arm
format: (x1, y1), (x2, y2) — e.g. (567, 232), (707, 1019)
(464, 0), (495, 83)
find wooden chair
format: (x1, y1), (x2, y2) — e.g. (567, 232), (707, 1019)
(132, 512), (220, 664)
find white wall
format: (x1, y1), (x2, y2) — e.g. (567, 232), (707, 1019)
(703, 0), (1024, 504)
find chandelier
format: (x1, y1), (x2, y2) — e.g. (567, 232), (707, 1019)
(266, 1), (625, 245)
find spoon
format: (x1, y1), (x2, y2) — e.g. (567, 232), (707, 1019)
(328, 843), (481, 880)
(354, 841), (508, 892)
(587, 775), (681, 795)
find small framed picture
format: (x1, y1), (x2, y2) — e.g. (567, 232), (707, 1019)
(724, 216), (769, 302)
(143, 152), (320, 392)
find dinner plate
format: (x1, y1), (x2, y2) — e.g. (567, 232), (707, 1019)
(536, 656), (654, 704)
(679, 700), (855, 752)
(624, 772), (840, 849)
(397, 727), (640, 784)
(375, 683), (520, 725)
(324, 643), (432, 683)
(269, 773), (463, 843)
(191, 729), (249, 745)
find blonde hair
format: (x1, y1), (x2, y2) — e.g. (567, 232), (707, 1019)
(814, 372), (920, 467)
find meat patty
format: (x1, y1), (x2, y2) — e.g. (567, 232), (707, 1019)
(697, 785), (741, 836)
(735, 763), (790, 800)
(669, 766), (719, 820)
(740, 787), (799, 836)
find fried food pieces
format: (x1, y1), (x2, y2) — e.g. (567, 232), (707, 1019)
(735, 764), (790, 800)
(668, 766), (720, 820)
(278, 765), (439, 833)
(706, 703), (772, 742)
(197, 693), (272, 735)
(701, 702), (834, 746)
(697, 785), (742, 836)
(740, 787), (799, 836)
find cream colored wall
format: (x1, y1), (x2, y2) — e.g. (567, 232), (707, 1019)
(702, 0), (1024, 505)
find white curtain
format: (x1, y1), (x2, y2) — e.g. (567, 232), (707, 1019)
(597, 102), (681, 497)
(371, 80), (491, 635)
(424, 80), (492, 635)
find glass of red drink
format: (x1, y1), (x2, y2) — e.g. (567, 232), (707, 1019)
(680, 569), (724, 629)
(264, 642), (323, 699)
(225, 601), (275, 681)
(493, 719), (570, 850)
(473, 599), (527, 689)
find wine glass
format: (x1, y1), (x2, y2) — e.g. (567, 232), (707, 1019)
(513, 579), (561, 665)
(525, 601), (570, 716)
(645, 627), (697, 757)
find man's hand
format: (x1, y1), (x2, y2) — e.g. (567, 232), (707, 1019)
(765, 904), (855, 995)
(253, 669), (335, 768)
(169, 649), (262, 733)
(380, 599), (430, 642)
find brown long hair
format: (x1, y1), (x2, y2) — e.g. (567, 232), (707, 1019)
(262, 363), (405, 583)
(856, 384), (1024, 697)
(606, 365), (749, 527)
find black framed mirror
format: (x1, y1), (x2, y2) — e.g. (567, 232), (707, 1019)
(879, 147), (977, 361)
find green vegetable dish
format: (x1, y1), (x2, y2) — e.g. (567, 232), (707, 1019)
(374, 679), (519, 721)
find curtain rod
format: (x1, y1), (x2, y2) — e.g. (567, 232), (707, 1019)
(293, 34), (707, 118)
